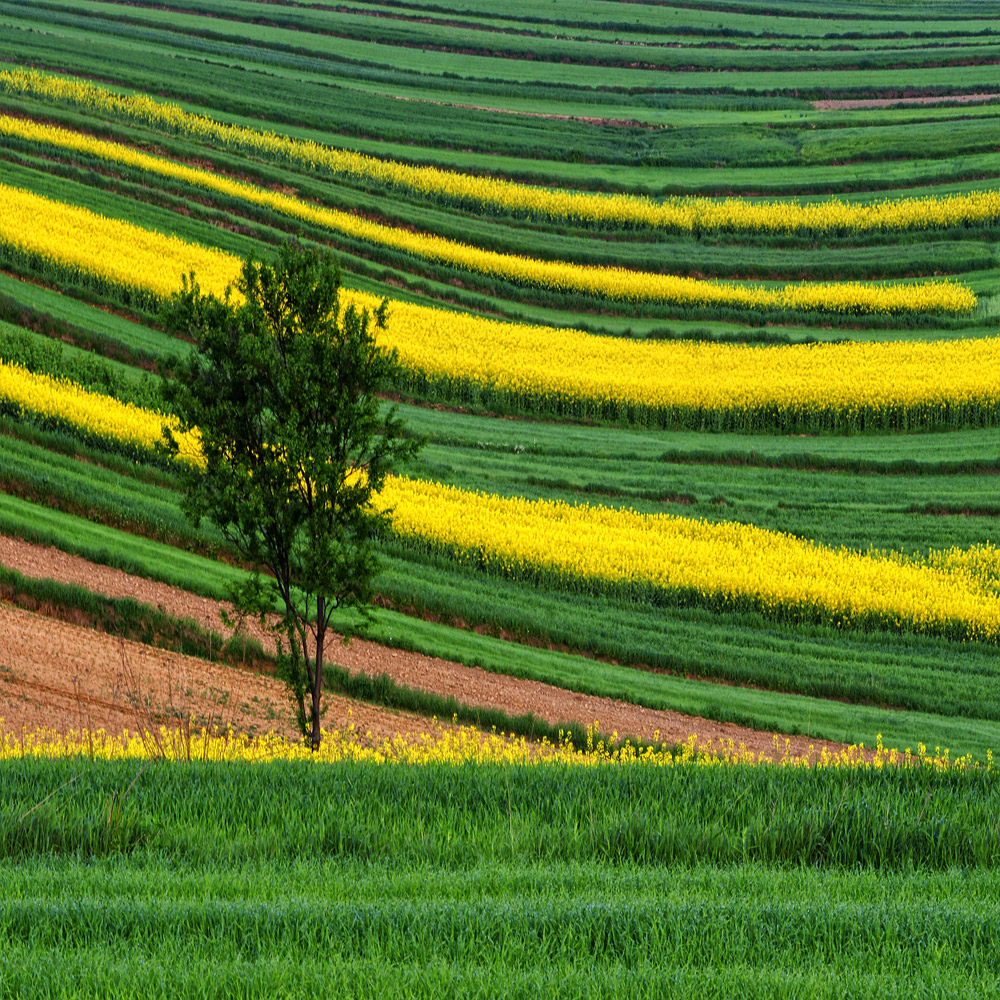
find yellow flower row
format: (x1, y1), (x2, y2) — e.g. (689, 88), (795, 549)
(0, 723), (975, 770)
(0, 182), (238, 300)
(0, 357), (202, 464)
(375, 301), (1000, 416)
(1, 183), (996, 420)
(3, 67), (998, 236)
(5, 360), (1000, 644)
(375, 477), (1000, 642)
(1, 115), (974, 314)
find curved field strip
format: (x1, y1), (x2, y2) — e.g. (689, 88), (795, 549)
(51, 0), (1000, 73)
(0, 117), (976, 313)
(4, 68), (1000, 235)
(17, 0), (1000, 95)
(1, 185), (995, 432)
(376, 311), (1000, 426)
(9, 28), (1000, 201)
(376, 478), (1000, 642)
(48, 0), (1000, 42)
(0, 533), (847, 756)
(5, 361), (1000, 645)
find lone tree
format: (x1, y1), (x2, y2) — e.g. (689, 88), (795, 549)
(161, 242), (418, 748)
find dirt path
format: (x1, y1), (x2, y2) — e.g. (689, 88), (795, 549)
(0, 534), (851, 756)
(813, 92), (999, 110)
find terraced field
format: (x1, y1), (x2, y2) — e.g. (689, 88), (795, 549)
(2, 1), (1000, 995)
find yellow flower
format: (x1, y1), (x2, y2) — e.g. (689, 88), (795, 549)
(0, 720), (978, 769)
(0, 115), (975, 314)
(0, 183), (993, 428)
(3, 67), (998, 238)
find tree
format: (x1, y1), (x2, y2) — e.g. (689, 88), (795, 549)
(161, 242), (418, 748)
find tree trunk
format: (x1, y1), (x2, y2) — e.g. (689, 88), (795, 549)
(311, 599), (325, 750)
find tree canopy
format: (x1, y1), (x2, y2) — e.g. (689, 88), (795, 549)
(162, 243), (418, 747)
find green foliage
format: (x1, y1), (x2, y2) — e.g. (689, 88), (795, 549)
(161, 243), (418, 744)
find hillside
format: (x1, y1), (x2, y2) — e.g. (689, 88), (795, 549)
(2, 3), (1000, 995)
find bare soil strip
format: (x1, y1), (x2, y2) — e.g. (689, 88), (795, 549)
(0, 601), (443, 741)
(813, 92), (1000, 110)
(0, 534), (851, 756)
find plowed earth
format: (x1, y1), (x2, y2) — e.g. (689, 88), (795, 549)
(0, 534), (852, 756)
(0, 599), (446, 742)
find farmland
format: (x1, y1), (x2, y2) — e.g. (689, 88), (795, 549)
(1, 0), (1000, 993)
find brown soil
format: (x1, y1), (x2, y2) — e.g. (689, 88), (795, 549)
(0, 535), (854, 757)
(812, 92), (1000, 110)
(0, 600), (442, 743)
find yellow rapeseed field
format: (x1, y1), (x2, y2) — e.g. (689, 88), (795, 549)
(4, 363), (1000, 644)
(0, 358), (202, 463)
(376, 477), (1000, 641)
(373, 299), (1000, 419)
(3, 67), (998, 236)
(0, 116), (976, 313)
(0, 181), (237, 299)
(1, 183), (995, 426)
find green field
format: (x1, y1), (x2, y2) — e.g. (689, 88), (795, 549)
(1, 758), (999, 998)
(2, 0), (1000, 992)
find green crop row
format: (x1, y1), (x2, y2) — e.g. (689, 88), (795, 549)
(7, 18), (1000, 176)
(1, 853), (999, 998)
(39, 0), (1000, 73)
(3, 756), (1000, 866)
(15, 0), (1000, 102)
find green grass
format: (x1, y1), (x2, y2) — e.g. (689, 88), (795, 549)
(2, 857), (999, 997)
(4, 756), (1000, 995)
(0, 271), (189, 362)
(398, 402), (1000, 470)
(3, 756), (1000, 865)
